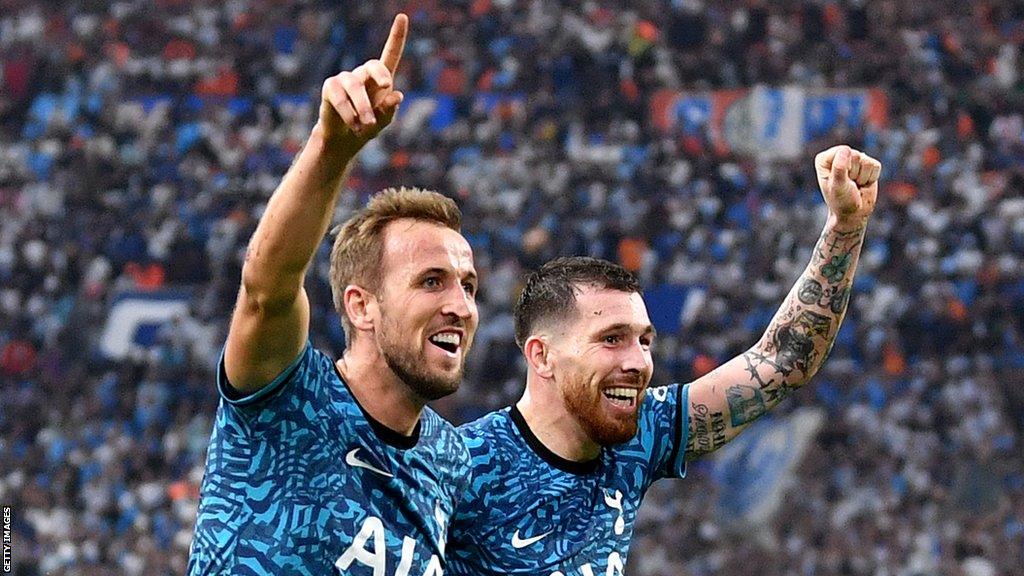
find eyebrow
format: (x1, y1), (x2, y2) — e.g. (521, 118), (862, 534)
(598, 323), (657, 337)
(416, 267), (478, 282)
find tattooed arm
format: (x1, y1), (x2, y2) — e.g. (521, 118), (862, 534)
(685, 146), (881, 460)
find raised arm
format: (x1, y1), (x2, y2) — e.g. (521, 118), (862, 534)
(684, 145), (881, 459)
(223, 15), (408, 393)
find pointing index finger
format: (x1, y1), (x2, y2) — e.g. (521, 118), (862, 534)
(381, 14), (408, 74)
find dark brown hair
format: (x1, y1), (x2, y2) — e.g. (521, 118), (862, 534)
(513, 256), (642, 347)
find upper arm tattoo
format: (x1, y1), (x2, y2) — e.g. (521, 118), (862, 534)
(726, 384), (767, 427)
(686, 402), (727, 458)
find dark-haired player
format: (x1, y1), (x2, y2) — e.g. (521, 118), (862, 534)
(447, 146), (881, 575)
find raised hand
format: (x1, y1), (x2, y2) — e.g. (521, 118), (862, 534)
(814, 145), (882, 228)
(318, 14), (408, 150)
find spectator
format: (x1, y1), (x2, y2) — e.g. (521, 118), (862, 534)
(0, 1), (1021, 574)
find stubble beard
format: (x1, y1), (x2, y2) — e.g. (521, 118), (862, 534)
(377, 308), (465, 402)
(562, 372), (642, 447)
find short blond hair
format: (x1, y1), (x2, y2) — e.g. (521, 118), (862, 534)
(330, 187), (462, 344)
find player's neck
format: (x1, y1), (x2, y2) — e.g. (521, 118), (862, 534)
(336, 344), (424, 436)
(517, 384), (601, 462)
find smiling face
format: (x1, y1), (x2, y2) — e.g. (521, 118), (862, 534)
(546, 286), (655, 446)
(372, 218), (479, 401)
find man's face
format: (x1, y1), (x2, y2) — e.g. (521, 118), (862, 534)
(547, 286), (655, 446)
(373, 219), (479, 401)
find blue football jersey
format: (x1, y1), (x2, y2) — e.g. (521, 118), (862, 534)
(189, 343), (471, 575)
(447, 384), (689, 576)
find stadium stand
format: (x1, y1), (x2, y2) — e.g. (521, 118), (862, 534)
(0, 1), (1021, 574)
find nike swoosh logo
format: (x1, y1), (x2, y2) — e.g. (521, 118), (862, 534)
(511, 529), (552, 549)
(345, 448), (393, 478)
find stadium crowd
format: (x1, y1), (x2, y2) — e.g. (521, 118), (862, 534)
(1, 0), (1022, 574)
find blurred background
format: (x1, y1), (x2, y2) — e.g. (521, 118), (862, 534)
(1, 0), (1022, 574)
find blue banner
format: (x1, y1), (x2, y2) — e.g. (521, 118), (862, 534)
(100, 290), (192, 360)
(651, 86), (888, 159)
(710, 409), (824, 526)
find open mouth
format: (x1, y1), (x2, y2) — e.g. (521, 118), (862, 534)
(602, 387), (638, 408)
(428, 331), (462, 354)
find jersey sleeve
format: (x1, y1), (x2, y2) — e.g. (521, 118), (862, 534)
(213, 342), (333, 435)
(637, 382), (690, 482)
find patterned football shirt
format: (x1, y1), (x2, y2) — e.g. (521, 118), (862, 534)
(447, 384), (690, 576)
(189, 343), (471, 575)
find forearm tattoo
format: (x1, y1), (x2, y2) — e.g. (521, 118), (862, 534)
(687, 223), (865, 458)
(763, 224), (863, 382)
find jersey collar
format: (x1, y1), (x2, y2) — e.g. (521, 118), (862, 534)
(333, 363), (421, 450)
(508, 404), (601, 475)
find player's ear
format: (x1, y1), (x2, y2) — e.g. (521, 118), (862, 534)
(343, 284), (378, 332)
(524, 334), (554, 379)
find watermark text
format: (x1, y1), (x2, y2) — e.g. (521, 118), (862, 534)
(2, 506), (11, 573)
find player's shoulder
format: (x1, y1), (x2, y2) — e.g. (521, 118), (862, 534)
(217, 342), (338, 410)
(610, 382), (690, 481)
(421, 405), (469, 446)
(451, 408), (522, 510)
(641, 383), (687, 415)
(457, 407), (514, 445)
(304, 344), (344, 375)
(290, 344), (356, 405)
(418, 406), (473, 468)
(265, 342), (339, 389)
(456, 408), (519, 470)
(630, 383), (689, 443)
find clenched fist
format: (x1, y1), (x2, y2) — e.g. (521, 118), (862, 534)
(317, 14), (408, 151)
(814, 145), (882, 229)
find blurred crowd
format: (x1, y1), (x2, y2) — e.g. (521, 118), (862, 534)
(1, 0), (1022, 574)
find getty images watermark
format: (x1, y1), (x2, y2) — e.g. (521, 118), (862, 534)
(2, 506), (10, 573)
